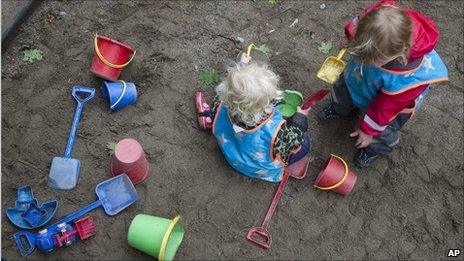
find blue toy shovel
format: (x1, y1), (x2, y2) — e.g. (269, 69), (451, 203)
(48, 86), (95, 190)
(14, 174), (138, 256)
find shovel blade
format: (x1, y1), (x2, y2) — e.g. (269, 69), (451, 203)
(286, 155), (310, 179)
(48, 157), (80, 190)
(317, 58), (346, 84)
(96, 174), (138, 216)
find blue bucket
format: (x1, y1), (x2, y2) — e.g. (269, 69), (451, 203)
(102, 80), (137, 112)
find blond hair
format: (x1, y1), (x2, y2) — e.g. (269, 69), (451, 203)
(216, 62), (281, 127)
(349, 6), (412, 66)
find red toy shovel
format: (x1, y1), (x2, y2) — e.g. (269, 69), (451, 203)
(301, 90), (329, 110)
(246, 91), (325, 249)
(246, 156), (310, 249)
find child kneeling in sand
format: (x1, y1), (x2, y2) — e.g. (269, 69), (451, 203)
(319, 0), (448, 167)
(196, 55), (310, 182)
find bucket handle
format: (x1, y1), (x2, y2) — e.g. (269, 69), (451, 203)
(314, 154), (349, 190)
(110, 80), (127, 110)
(158, 215), (182, 261)
(94, 34), (136, 69)
(246, 43), (256, 57)
(236, 43), (256, 60)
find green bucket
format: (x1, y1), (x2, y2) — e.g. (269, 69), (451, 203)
(277, 90), (304, 117)
(127, 214), (184, 261)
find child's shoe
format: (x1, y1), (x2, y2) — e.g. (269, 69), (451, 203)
(354, 148), (379, 167)
(318, 103), (341, 121)
(196, 91), (212, 129)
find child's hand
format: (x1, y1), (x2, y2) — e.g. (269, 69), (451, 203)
(297, 106), (311, 116)
(350, 129), (373, 148)
(240, 53), (252, 64)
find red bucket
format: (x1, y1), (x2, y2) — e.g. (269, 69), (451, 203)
(91, 35), (136, 81)
(314, 154), (357, 196)
(110, 138), (148, 184)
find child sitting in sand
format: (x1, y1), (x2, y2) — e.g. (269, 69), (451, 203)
(196, 54), (310, 182)
(319, 0), (448, 167)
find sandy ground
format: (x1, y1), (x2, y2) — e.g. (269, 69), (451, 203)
(1, 1), (17, 26)
(1, 1), (463, 260)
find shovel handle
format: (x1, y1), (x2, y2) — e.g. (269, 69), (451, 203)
(246, 227), (272, 249)
(246, 173), (290, 250)
(47, 200), (102, 230)
(336, 48), (347, 60)
(261, 173), (289, 228)
(246, 43), (256, 57)
(14, 231), (36, 256)
(72, 86), (95, 105)
(64, 86), (95, 158)
(301, 90), (330, 110)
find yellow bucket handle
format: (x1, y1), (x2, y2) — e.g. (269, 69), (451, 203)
(314, 154), (349, 190)
(94, 34), (136, 69)
(158, 215), (182, 261)
(246, 43), (256, 57)
(110, 80), (127, 110)
(336, 48), (347, 60)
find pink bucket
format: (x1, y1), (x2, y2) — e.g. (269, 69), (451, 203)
(110, 138), (148, 184)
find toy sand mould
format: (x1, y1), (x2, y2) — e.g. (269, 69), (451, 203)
(317, 49), (347, 84)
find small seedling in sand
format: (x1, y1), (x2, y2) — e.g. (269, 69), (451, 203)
(267, 0), (278, 5)
(255, 44), (271, 54)
(106, 141), (116, 155)
(318, 41), (333, 54)
(199, 68), (220, 87)
(23, 49), (43, 63)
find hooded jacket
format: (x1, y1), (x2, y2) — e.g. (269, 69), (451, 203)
(344, 0), (446, 136)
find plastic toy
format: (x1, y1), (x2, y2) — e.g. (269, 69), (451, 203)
(236, 43), (270, 63)
(101, 80), (137, 112)
(110, 138), (149, 184)
(48, 86), (95, 190)
(8, 186), (37, 212)
(91, 34), (136, 81)
(246, 88), (328, 249)
(15, 174), (138, 256)
(301, 90), (330, 110)
(128, 214), (184, 261)
(6, 186), (58, 229)
(195, 91), (212, 129)
(317, 48), (347, 84)
(315, 154), (357, 195)
(246, 155), (310, 249)
(278, 89), (330, 118)
(277, 90), (303, 117)
(14, 216), (96, 255)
